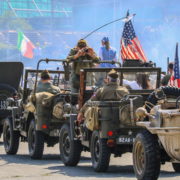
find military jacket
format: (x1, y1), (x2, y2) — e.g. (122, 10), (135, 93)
(91, 82), (129, 101)
(80, 82), (129, 113)
(67, 48), (99, 75)
(36, 81), (60, 94)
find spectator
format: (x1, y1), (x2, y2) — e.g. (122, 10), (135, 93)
(99, 37), (117, 68)
(161, 62), (173, 86)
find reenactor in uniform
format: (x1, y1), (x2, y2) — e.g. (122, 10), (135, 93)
(77, 69), (129, 123)
(36, 70), (61, 94)
(67, 39), (99, 93)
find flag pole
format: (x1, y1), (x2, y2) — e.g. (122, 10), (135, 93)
(82, 13), (136, 40)
(167, 57), (169, 74)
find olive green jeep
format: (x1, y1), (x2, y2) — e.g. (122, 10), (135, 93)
(0, 62), (23, 138)
(59, 63), (162, 172)
(3, 59), (71, 159)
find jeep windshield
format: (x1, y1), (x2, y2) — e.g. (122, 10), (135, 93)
(23, 69), (69, 102)
(82, 67), (161, 91)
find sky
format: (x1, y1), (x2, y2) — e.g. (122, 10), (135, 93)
(1, 0), (180, 71)
(70, 0), (180, 71)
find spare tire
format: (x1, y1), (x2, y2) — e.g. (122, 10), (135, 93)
(146, 86), (180, 112)
(0, 83), (17, 98)
(0, 83), (17, 119)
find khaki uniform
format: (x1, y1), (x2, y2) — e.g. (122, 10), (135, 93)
(80, 81), (129, 131)
(80, 82), (129, 113)
(36, 81), (60, 94)
(91, 82), (129, 101)
(67, 48), (99, 75)
(67, 48), (99, 92)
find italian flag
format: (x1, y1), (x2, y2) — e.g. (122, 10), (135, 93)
(17, 32), (35, 59)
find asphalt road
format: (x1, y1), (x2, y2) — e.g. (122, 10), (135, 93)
(0, 137), (179, 180)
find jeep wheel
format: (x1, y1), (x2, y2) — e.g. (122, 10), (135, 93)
(0, 84), (16, 96)
(172, 163), (180, 173)
(3, 118), (20, 154)
(59, 124), (82, 166)
(28, 120), (44, 159)
(91, 130), (111, 172)
(0, 125), (3, 138)
(133, 130), (160, 180)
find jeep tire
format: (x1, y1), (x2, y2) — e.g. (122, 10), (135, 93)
(0, 84), (17, 120)
(91, 130), (111, 172)
(59, 124), (82, 166)
(3, 118), (20, 154)
(133, 130), (161, 180)
(172, 163), (180, 173)
(0, 84), (16, 97)
(28, 120), (44, 159)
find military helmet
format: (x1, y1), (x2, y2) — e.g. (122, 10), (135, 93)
(107, 69), (118, 79)
(77, 39), (87, 48)
(41, 70), (50, 80)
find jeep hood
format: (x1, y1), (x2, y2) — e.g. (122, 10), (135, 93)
(0, 62), (24, 90)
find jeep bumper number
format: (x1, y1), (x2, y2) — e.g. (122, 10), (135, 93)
(0, 100), (7, 110)
(116, 136), (135, 144)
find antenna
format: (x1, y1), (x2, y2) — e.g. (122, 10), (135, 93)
(82, 13), (136, 39)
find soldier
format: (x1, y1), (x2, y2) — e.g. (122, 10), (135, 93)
(36, 70), (61, 94)
(67, 39), (99, 93)
(77, 69), (129, 123)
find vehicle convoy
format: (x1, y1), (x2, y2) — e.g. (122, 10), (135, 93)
(2, 58), (119, 159)
(133, 86), (180, 180)
(0, 62), (23, 138)
(3, 59), (71, 159)
(59, 60), (162, 172)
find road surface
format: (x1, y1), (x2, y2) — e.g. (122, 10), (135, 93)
(0, 137), (179, 180)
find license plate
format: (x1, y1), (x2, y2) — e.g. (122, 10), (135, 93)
(0, 100), (7, 110)
(117, 136), (135, 144)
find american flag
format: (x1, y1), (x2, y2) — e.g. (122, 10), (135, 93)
(169, 43), (180, 87)
(120, 14), (147, 62)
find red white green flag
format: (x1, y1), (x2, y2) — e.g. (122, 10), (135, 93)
(17, 32), (35, 59)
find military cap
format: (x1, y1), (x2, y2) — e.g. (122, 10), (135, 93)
(41, 70), (50, 79)
(107, 69), (118, 79)
(102, 37), (109, 42)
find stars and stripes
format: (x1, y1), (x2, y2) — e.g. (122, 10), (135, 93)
(169, 43), (180, 87)
(120, 14), (147, 62)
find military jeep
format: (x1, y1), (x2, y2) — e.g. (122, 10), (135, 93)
(59, 65), (161, 172)
(0, 62), (23, 138)
(133, 86), (180, 180)
(3, 59), (72, 159)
